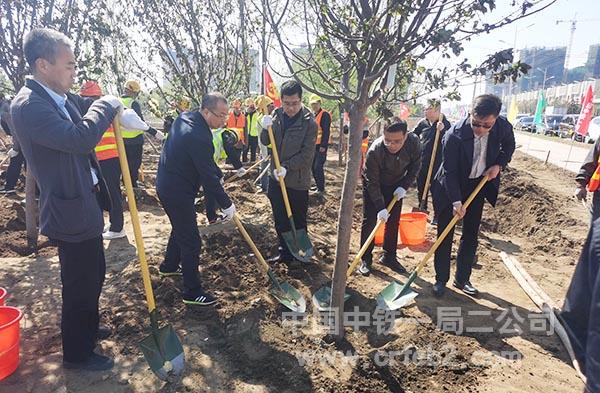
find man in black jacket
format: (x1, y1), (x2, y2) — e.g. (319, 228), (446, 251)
(156, 92), (235, 306)
(358, 121), (422, 275)
(11, 28), (121, 371)
(575, 138), (600, 222)
(430, 94), (515, 298)
(309, 94), (331, 196)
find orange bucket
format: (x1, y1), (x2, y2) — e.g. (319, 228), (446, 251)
(0, 288), (6, 306)
(399, 212), (428, 245)
(373, 222), (385, 246)
(0, 306), (23, 380)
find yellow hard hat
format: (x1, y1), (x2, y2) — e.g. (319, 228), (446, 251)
(178, 97), (191, 110)
(308, 94), (321, 104)
(255, 95), (274, 114)
(245, 97), (256, 106)
(124, 80), (141, 93)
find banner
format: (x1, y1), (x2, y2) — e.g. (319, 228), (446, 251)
(263, 67), (281, 107)
(507, 97), (518, 124)
(575, 85), (594, 136)
(533, 91), (546, 131)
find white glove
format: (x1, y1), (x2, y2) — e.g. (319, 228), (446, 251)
(221, 203), (236, 221)
(377, 209), (389, 222)
(120, 109), (149, 131)
(236, 167), (247, 178)
(7, 148), (19, 158)
(155, 130), (165, 141)
(393, 186), (406, 199)
(273, 167), (287, 180)
(100, 95), (123, 111)
(261, 115), (273, 128)
(575, 186), (587, 201)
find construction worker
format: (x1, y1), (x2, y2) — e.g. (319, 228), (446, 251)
(559, 216), (600, 392)
(120, 80), (165, 188)
(260, 80), (317, 264)
(163, 96), (191, 134)
(255, 95), (274, 193)
(430, 94), (515, 298)
(357, 121), (421, 276)
(226, 98), (246, 163)
(156, 92), (235, 306)
(575, 137), (600, 222)
(11, 28), (124, 370)
(205, 128), (245, 224)
(244, 97), (261, 162)
(0, 94), (25, 195)
(309, 94), (331, 196)
(414, 99), (452, 212)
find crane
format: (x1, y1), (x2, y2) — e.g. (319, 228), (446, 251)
(556, 15), (600, 82)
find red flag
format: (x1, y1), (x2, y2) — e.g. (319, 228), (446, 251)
(398, 103), (410, 120)
(576, 85), (594, 136)
(263, 67), (281, 107)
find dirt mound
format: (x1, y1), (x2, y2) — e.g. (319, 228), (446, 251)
(0, 199), (56, 257)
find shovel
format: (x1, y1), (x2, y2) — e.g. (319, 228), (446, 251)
(232, 214), (306, 312)
(377, 176), (489, 310)
(414, 113), (444, 214)
(223, 156), (267, 184)
(265, 126), (313, 262)
(113, 119), (185, 380)
(254, 164), (270, 185)
(312, 196), (398, 311)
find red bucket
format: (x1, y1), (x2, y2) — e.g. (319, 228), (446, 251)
(0, 288), (6, 306)
(373, 222), (385, 247)
(399, 212), (428, 245)
(0, 306), (23, 380)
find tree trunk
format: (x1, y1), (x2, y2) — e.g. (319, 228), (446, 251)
(338, 103), (344, 167)
(329, 104), (367, 337)
(25, 170), (38, 250)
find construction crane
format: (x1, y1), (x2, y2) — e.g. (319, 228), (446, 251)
(556, 15), (600, 82)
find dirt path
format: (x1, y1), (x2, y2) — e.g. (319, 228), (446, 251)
(0, 149), (587, 392)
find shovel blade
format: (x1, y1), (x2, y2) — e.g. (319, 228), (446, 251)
(282, 228), (313, 263)
(311, 286), (351, 311)
(270, 281), (307, 313)
(139, 324), (185, 380)
(376, 280), (419, 310)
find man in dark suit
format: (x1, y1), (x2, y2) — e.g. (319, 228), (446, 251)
(10, 28), (122, 371)
(430, 94), (515, 297)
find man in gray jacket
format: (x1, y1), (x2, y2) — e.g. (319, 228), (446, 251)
(260, 80), (317, 264)
(10, 28), (122, 371)
(358, 121), (422, 275)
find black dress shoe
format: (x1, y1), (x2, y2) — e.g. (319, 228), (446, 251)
(378, 255), (407, 274)
(453, 280), (479, 296)
(63, 352), (114, 371)
(433, 281), (446, 298)
(97, 325), (112, 340)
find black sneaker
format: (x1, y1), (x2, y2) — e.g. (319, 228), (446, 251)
(357, 260), (371, 276)
(378, 254), (407, 274)
(159, 266), (183, 278)
(267, 254), (293, 264)
(0, 187), (15, 195)
(433, 281), (446, 297)
(63, 352), (114, 371)
(182, 291), (217, 306)
(453, 280), (479, 297)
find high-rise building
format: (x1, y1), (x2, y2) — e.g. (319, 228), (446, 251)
(517, 47), (566, 92)
(586, 44), (600, 78)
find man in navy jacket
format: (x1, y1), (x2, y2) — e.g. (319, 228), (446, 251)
(430, 94), (515, 297)
(10, 28), (122, 371)
(156, 92), (235, 306)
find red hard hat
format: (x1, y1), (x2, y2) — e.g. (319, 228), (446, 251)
(80, 81), (103, 97)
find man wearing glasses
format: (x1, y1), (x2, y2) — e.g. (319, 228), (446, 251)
(156, 92), (236, 306)
(430, 94), (515, 298)
(260, 80), (317, 265)
(357, 121), (422, 276)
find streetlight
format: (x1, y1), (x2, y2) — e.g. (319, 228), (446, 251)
(537, 67), (555, 90)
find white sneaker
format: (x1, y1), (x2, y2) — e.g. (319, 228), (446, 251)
(103, 229), (126, 240)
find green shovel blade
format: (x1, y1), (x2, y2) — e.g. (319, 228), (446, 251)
(282, 228), (313, 263)
(270, 281), (307, 313)
(376, 279), (419, 311)
(139, 324), (185, 380)
(311, 286), (352, 311)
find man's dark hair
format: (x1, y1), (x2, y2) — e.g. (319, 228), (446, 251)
(427, 98), (441, 110)
(201, 92), (227, 110)
(385, 121), (408, 134)
(23, 28), (73, 72)
(472, 94), (502, 117)
(280, 80), (303, 98)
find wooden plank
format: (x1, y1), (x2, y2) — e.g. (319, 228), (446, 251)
(499, 251), (587, 383)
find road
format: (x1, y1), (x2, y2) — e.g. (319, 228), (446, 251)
(514, 131), (591, 173)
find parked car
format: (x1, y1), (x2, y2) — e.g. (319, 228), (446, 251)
(514, 116), (535, 132)
(541, 115), (564, 136)
(560, 114), (579, 139)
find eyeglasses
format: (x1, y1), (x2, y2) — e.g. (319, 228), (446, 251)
(210, 110), (228, 119)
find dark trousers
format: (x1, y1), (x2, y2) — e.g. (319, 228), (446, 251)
(5, 151), (25, 189)
(158, 194), (203, 296)
(244, 136), (259, 162)
(124, 143), (143, 187)
(267, 179), (308, 258)
(312, 149), (327, 192)
(99, 157), (123, 232)
(229, 147), (243, 165)
(591, 191), (600, 223)
(57, 236), (106, 362)
(416, 171), (428, 210)
(260, 159), (270, 192)
(360, 185), (403, 264)
(434, 177), (486, 284)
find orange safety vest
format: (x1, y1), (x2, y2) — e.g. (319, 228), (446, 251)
(94, 125), (118, 161)
(588, 155), (600, 192)
(226, 111), (246, 143)
(315, 109), (330, 145)
(361, 136), (369, 154)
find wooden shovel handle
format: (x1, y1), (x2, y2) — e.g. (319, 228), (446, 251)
(266, 126), (294, 218)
